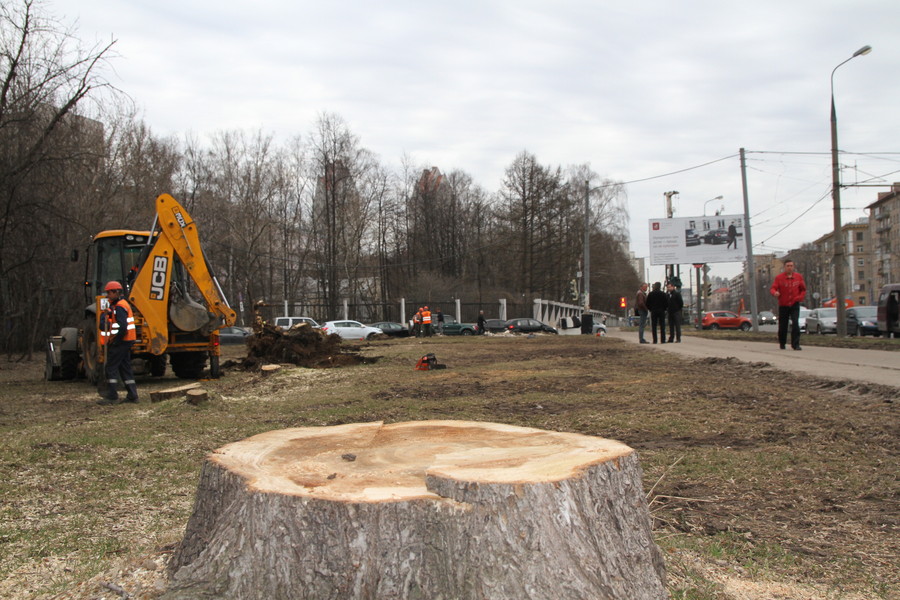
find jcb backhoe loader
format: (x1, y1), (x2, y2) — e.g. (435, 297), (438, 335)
(45, 194), (237, 384)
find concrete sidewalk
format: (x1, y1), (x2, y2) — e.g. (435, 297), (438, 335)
(607, 329), (900, 388)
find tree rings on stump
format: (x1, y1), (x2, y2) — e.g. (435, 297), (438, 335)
(166, 420), (666, 600)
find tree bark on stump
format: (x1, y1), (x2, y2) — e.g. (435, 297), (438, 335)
(165, 420), (666, 600)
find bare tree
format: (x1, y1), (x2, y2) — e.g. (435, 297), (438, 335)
(0, 0), (116, 356)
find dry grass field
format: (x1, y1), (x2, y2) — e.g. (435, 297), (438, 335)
(0, 333), (896, 599)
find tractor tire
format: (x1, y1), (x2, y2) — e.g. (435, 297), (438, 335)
(45, 344), (61, 381)
(209, 354), (221, 379)
(170, 352), (207, 380)
(150, 354), (167, 377)
(80, 319), (102, 385)
(60, 350), (80, 380)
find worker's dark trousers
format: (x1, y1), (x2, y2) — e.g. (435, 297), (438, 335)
(105, 342), (138, 402)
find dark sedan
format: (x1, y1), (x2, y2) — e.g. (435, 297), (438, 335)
(368, 321), (410, 337)
(505, 318), (558, 334)
(483, 318), (509, 333)
(846, 306), (879, 337)
(217, 326), (252, 344)
(702, 229), (729, 244)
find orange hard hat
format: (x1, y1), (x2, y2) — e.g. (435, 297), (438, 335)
(104, 281), (124, 292)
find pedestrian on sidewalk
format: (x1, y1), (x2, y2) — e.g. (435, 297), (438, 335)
(666, 282), (684, 342)
(635, 283), (649, 343)
(770, 259), (806, 350)
(646, 282), (669, 344)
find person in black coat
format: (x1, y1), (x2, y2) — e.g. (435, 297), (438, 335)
(666, 282), (685, 343)
(645, 282), (669, 344)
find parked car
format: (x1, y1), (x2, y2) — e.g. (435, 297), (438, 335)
(593, 322), (608, 336)
(797, 308), (811, 333)
(758, 310), (777, 325)
(505, 318), (558, 334)
(368, 321), (410, 337)
(685, 229), (700, 246)
(320, 320), (383, 340)
(273, 316), (320, 329)
(701, 310), (751, 331)
(805, 308), (837, 334)
(440, 315), (479, 336)
(702, 229), (729, 244)
(217, 326), (252, 344)
(483, 318), (509, 333)
(845, 306), (879, 337)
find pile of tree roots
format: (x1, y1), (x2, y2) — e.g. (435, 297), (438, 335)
(240, 321), (371, 369)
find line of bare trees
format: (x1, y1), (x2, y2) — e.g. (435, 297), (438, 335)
(1, 0), (639, 357)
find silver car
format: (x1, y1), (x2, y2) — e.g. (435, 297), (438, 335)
(806, 308), (837, 335)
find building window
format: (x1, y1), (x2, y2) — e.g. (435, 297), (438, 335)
(858, 270), (865, 279)
(856, 232), (864, 241)
(857, 258), (865, 266)
(856, 245), (864, 252)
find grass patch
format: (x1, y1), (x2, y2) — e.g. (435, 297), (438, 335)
(0, 335), (896, 599)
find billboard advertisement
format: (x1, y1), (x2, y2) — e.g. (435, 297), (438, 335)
(649, 214), (745, 265)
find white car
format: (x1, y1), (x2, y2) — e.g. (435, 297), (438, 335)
(321, 320), (383, 340)
(274, 316), (320, 329)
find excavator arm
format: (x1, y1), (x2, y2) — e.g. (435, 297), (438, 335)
(129, 194), (237, 354)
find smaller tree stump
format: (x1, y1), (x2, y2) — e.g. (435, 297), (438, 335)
(260, 364), (281, 376)
(184, 388), (208, 405)
(165, 420), (666, 600)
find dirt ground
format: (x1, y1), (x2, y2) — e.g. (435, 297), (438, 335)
(0, 333), (896, 599)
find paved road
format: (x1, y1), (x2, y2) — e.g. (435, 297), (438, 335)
(608, 329), (900, 388)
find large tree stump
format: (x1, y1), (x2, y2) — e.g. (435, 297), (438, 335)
(165, 420), (666, 600)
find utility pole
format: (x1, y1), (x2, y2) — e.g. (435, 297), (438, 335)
(663, 191), (679, 283)
(583, 181), (590, 310)
(740, 148), (759, 332)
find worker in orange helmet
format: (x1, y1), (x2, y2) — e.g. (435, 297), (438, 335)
(98, 281), (138, 405)
(422, 306), (432, 337)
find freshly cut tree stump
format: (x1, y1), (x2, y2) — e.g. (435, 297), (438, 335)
(165, 420), (666, 600)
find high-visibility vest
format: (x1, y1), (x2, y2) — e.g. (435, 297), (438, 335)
(422, 310), (432, 324)
(100, 299), (137, 345)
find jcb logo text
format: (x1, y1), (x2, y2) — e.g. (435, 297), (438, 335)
(150, 256), (168, 300)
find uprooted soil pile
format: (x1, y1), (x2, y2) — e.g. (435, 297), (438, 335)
(239, 322), (372, 368)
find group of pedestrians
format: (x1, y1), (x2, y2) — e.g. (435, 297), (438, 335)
(635, 281), (684, 344)
(634, 259), (808, 350)
(411, 306), (442, 337)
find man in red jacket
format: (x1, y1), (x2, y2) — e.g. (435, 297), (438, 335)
(770, 259), (806, 350)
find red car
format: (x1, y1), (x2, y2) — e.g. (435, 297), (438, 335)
(701, 310), (752, 331)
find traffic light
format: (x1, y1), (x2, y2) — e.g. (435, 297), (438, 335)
(619, 296), (627, 308)
(703, 283), (712, 297)
(569, 279), (579, 302)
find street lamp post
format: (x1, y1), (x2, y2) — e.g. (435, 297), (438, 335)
(702, 195), (723, 217)
(830, 44), (871, 337)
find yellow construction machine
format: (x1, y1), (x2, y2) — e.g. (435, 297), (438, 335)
(45, 194), (237, 384)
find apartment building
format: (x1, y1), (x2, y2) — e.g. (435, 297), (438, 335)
(868, 183), (900, 289)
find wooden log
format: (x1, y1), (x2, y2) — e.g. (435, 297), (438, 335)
(149, 383), (201, 403)
(165, 420), (667, 600)
(185, 388), (208, 405)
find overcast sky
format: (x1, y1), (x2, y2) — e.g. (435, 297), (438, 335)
(46, 0), (899, 283)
